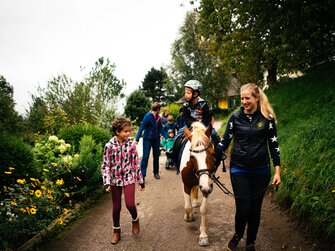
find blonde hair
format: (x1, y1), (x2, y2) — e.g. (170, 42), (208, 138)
(240, 83), (276, 122)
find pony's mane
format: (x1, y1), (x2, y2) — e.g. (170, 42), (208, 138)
(190, 122), (210, 148)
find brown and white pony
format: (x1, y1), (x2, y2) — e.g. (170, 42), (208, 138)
(180, 122), (216, 246)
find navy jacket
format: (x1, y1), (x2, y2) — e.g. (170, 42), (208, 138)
(136, 112), (168, 141)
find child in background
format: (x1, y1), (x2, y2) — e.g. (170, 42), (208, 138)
(161, 129), (176, 170)
(163, 115), (178, 135)
(101, 117), (145, 245)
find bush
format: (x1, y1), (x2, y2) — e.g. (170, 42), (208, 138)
(0, 132), (37, 187)
(59, 123), (110, 152)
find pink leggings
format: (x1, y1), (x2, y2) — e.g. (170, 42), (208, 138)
(110, 184), (138, 227)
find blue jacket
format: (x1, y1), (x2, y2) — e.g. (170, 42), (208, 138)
(135, 112), (168, 141)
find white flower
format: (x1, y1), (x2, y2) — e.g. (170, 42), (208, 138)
(48, 135), (59, 142)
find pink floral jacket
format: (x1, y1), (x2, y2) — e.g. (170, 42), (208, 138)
(101, 137), (144, 187)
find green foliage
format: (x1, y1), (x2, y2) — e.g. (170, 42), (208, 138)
(25, 96), (48, 134)
(124, 89), (151, 124)
(58, 123), (110, 152)
(0, 132), (37, 187)
(142, 67), (168, 101)
(267, 62), (335, 240)
(0, 75), (25, 135)
(162, 103), (182, 119)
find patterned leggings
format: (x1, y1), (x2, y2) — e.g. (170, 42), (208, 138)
(110, 184), (138, 227)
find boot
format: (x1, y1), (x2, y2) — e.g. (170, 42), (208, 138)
(111, 227), (121, 244)
(132, 216), (140, 235)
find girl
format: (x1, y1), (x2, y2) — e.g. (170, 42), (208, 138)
(101, 117), (145, 245)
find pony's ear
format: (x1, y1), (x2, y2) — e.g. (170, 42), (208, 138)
(184, 127), (192, 141)
(205, 123), (212, 137)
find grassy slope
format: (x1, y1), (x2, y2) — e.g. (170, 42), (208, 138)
(266, 62), (335, 241)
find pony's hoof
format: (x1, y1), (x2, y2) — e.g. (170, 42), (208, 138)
(199, 237), (209, 246)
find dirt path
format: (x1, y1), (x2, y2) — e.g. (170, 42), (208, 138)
(40, 122), (317, 251)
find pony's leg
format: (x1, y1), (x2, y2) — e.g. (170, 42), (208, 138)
(191, 186), (201, 208)
(183, 187), (194, 222)
(198, 196), (209, 246)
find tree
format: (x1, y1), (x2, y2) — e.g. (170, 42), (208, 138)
(142, 67), (168, 103)
(124, 89), (151, 125)
(25, 95), (48, 134)
(0, 75), (24, 134)
(38, 57), (125, 128)
(170, 11), (228, 105)
(197, 0), (335, 85)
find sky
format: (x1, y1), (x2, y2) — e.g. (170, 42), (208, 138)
(0, 0), (194, 115)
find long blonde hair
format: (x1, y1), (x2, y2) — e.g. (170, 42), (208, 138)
(240, 83), (276, 122)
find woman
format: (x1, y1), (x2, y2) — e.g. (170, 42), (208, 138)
(216, 83), (281, 251)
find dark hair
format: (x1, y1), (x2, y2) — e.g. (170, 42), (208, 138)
(151, 101), (161, 112)
(111, 117), (132, 134)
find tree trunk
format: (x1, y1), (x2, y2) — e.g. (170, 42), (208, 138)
(267, 63), (277, 85)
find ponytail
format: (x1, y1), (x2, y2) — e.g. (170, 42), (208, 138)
(241, 83), (276, 122)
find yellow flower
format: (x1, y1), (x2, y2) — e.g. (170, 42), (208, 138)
(58, 217), (63, 225)
(35, 190), (42, 197)
(11, 200), (17, 206)
(76, 176), (82, 181)
(48, 195), (54, 201)
(64, 192), (70, 197)
(30, 178), (36, 181)
(30, 208), (37, 214)
(41, 185), (47, 190)
(17, 179), (26, 184)
(58, 144), (67, 153)
(29, 190), (34, 195)
(51, 162), (58, 167)
(19, 208), (26, 213)
(63, 208), (68, 214)
(56, 179), (64, 186)
(43, 168), (50, 172)
(4, 171), (12, 175)
(9, 167), (15, 170)
(332, 189), (335, 193)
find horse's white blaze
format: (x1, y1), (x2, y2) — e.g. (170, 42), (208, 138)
(196, 150), (213, 193)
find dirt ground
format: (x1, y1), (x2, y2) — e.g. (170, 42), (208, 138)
(38, 149), (321, 251)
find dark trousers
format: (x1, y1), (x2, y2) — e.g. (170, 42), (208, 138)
(141, 138), (160, 177)
(230, 172), (271, 245)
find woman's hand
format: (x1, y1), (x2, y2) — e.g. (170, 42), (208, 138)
(272, 165), (281, 186)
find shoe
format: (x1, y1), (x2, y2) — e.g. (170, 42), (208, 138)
(227, 234), (240, 251)
(246, 244), (255, 251)
(111, 227), (121, 244)
(132, 217), (140, 235)
(165, 150), (173, 158)
(154, 174), (160, 179)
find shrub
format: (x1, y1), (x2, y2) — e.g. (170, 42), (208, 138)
(59, 124), (110, 152)
(0, 132), (37, 187)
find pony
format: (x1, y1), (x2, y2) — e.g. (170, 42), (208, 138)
(180, 121), (216, 246)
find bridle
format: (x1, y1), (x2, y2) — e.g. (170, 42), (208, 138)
(189, 141), (216, 179)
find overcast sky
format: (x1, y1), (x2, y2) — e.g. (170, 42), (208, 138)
(0, 0), (193, 115)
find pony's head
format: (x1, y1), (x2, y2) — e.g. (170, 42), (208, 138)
(184, 122), (215, 197)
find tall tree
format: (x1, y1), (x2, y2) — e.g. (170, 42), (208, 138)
(141, 67), (169, 103)
(124, 89), (151, 125)
(197, 0), (335, 85)
(0, 76), (24, 134)
(170, 11), (228, 105)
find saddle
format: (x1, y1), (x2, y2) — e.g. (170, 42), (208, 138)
(166, 133), (187, 173)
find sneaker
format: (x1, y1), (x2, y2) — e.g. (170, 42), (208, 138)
(154, 174), (160, 179)
(246, 244), (255, 251)
(227, 234), (240, 251)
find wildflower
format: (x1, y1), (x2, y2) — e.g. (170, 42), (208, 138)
(48, 135), (59, 142)
(56, 179), (64, 186)
(64, 192), (70, 197)
(29, 190), (34, 195)
(51, 162), (58, 167)
(58, 217), (63, 225)
(30, 178), (36, 181)
(59, 139), (65, 144)
(35, 190), (42, 197)
(62, 155), (73, 164)
(11, 200), (17, 206)
(43, 168), (50, 172)
(63, 208), (68, 214)
(58, 144), (67, 153)
(76, 176), (82, 181)
(17, 179), (26, 184)
(19, 208), (26, 213)
(41, 185), (47, 190)
(9, 167), (15, 170)
(30, 208), (37, 214)
(332, 189), (335, 193)
(4, 171), (12, 175)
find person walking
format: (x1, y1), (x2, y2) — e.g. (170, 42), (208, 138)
(135, 101), (168, 180)
(215, 83), (281, 251)
(101, 117), (145, 245)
